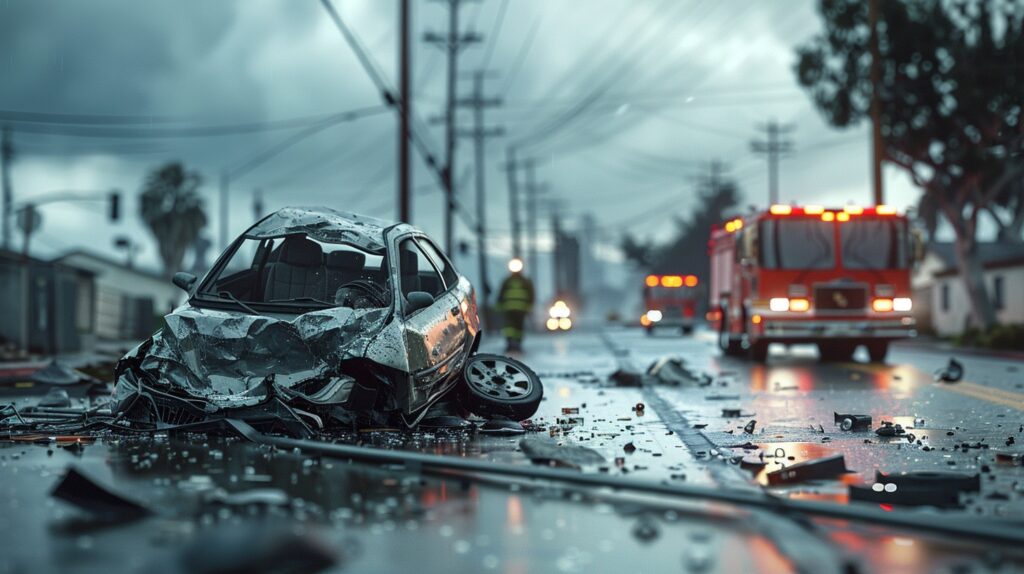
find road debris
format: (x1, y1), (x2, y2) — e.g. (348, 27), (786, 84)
(850, 471), (980, 508)
(50, 467), (152, 521)
(519, 437), (605, 469)
(743, 420), (757, 434)
(609, 368), (643, 387)
(646, 356), (698, 385)
(935, 358), (964, 383)
(30, 360), (100, 387)
(834, 412), (872, 431)
(766, 455), (853, 486)
(875, 421), (906, 437)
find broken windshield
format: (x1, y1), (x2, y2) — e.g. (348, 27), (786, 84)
(197, 235), (390, 311)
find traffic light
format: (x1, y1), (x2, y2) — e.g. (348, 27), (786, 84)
(109, 190), (120, 221)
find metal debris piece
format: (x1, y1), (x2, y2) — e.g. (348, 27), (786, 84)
(849, 471), (980, 508)
(765, 455), (853, 486)
(875, 421), (906, 437)
(30, 361), (99, 386)
(645, 356), (697, 385)
(623, 442), (637, 454)
(50, 467), (152, 520)
(38, 388), (71, 408)
(834, 412), (872, 431)
(633, 402), (645, 414)
(561, 407), (580, 415)
(743, 420), (757, 434)
(935, 358), (964, 383)
(705, 393), (740, 401)
(519, 437), (606, 469)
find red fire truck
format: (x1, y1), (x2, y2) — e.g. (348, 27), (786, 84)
(640, 274), (700, 335)
(708, 205), (920, 362)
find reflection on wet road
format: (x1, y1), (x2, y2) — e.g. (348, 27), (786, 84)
(0, 326), (1022, 573)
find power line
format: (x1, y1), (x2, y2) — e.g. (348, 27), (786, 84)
(479, 0), (509, 69)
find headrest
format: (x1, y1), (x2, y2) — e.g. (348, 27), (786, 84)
(326, 250), (366, 270)
(400, 249), (418, 273)
(278, 236), (323, 267)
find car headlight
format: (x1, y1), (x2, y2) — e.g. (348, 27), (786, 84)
(646, 310), (663, 322)
(893, 297), (912, 312)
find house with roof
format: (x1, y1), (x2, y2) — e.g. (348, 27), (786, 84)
(54, 250), (184, 341)
(913, 242), (1024, 336)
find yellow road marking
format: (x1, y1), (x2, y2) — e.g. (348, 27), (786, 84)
(842, 362), (1024, 411)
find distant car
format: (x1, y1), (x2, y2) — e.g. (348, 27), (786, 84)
(114, 207), (542, 431)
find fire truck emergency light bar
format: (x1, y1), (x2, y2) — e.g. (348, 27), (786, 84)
(645, 275), (699, 288)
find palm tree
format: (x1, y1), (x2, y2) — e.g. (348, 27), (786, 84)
(139, 162), (207, 279)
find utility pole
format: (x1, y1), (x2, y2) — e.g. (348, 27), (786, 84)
(505, 147), (523, 259)
(219, 172), (229, 249)
(252, 189), (264, 222)
(1, 127), (12, 250)
(398, 0), (412, 222)
(424, 0), (480, 256)
(750, 120), (794, 205)
(457, 71), (504, 327)
(868, 0), (885, 205)
(523, 159), (546, 277)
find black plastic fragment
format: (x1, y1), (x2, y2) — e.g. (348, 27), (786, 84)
(875, 421), (906, 437)
(50, 467), (152, 521)
(766, 454), (853, 486)
(834, 412), (872, 431)
(609, 368), (643, 387)
(743, 420), (757, 434)
(849, 471), (980, 508)
(935, 358), (964, 383)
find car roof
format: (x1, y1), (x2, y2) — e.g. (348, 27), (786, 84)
(245, 206), (418, 253)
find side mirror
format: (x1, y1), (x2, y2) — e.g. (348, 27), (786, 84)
(406, 291), (434, 314)
(172, 271), (197, 292)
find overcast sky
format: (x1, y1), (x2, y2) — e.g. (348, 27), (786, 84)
(0, 0), (923, 275)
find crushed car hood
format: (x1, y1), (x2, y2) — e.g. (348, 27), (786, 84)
(122, 304), (390, 407)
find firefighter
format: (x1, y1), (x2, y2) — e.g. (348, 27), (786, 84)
(497, 257), (534, 353)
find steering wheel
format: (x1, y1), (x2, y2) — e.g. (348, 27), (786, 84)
(334, 279), (388, 308)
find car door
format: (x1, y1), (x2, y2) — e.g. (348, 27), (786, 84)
(397, 236), (468, 411)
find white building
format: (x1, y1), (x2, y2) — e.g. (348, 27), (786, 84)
(915, 243), (1024, 336)
(54, 250), (185, 341)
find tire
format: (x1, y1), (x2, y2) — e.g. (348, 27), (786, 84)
(818, 342), (855, 362)
(749, 341), (769, 363)
(719, 329), (744, 357)
(866, 341), (889, 363)
(460, 353), (543, 420)
(644, 326), (654, 337)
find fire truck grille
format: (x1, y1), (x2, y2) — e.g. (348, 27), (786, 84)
(814, 285), (867, 312)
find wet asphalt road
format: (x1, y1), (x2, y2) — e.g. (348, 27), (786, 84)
(1, 327), (1023, 573)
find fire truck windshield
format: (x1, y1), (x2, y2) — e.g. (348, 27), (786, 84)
(760, 217), (909, 270)
(760, 219), (835, 269)
(840, 218), (909, 269)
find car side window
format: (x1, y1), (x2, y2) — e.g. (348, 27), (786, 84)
(415, 237), (459, 289)
(398, 238), (445, 299)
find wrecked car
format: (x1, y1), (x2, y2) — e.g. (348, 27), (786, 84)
(113, 207), (543, 432)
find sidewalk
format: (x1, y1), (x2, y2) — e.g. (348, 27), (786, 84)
(0, 339), (139, 377)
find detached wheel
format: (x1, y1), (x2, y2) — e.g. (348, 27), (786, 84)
(461, 353), (543, 420)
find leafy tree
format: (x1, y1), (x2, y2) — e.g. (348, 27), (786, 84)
(139, 162), (207, 279)
(621, 171), (740, 284)
(796, 0), (1024, 329)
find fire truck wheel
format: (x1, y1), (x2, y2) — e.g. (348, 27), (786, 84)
(866, 342), (889, 363)
(818, 342), (855, 362)
(719, 331), (744, 356)
(644, 326), (654, 336)
(748, 341), (769, 363)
